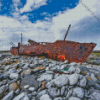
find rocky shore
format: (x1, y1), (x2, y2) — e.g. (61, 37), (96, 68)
(0, 53), (100, 100)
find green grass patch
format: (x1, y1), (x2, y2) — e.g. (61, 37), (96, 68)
(91, 52), (100, 57)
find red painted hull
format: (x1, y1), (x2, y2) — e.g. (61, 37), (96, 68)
(10, 40), (96, 63)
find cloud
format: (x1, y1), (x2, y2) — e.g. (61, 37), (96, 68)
(0, 0), (100, 50)
(12, 0), (20, 12)
(20, 0), (47, 13)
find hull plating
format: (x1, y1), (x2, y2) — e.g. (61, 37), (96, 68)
(10, 40), (96, 63)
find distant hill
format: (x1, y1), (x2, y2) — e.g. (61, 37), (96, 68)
(92, 50), (100, 53)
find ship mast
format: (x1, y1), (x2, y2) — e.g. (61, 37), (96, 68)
(64, 24), (71, 41)
(21, 33), (22, 45)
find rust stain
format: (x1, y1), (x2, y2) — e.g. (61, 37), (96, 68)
(10, 40), (96, 63)
(10, 24), (96, 63)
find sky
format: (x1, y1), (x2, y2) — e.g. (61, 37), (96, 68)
(0, 0), (100, 50)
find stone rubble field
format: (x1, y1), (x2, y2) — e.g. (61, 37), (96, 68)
(0, 53), (100, 100)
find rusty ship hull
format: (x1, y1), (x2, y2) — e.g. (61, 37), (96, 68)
(10, 25), (96, 63)
(10, 40), (96, 63)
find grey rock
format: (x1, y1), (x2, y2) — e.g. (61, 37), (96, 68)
(23, 64), (29, 70)
(68, 74), (79, 85)
(3, 74), (9, 79)
(48, 87), (60, 98)
(5, 65), (12, 71)
(22, 96), (30, 100)
(78, 75), (83, 80)
(68, 97), (81, 100)
(92, 90), (100, 100)
(68, 66), (75, 74)
(50, 65), (60, 71)
(28, 94), (32, 99)
(93, 83), (100, 90)
(60, 64), (67, 70)
(37, 90), (48, 98)
(79, 77), (87, 87)
(15, 88), (20, 95)
(54, 97), (63, 100)
(0, 85), (8, 98)
(90, 73), (97, 82)
(66, 89), (72, 98)
(20, 75), (39, 90)
(54, 75), (68, 87)
(38, 60), (44, 64)
(89, 87), (95, 94)
(73, 87), (84, 98)
(46, 67), (49, 71)
(11, 56), (20, 59)
(31, 97), (36, 100)
(31, 91), (38, 96)
(64, 90), (68, 96)
(8, 68), (17, 75)
(46, 71), (54, 74)
(0, 82), (3, 86)
(38, 88), (41, 93)
(0, 74), (3, 80)
(68, 86), (73, 90)
(9, 73), (19, 79)
(87, 80), (95, 86)
(61, 86), (66, 95)
(28, 87), (35, 92)
(63, 60), (68, 64)
(29, 64), (35, 68)
(40, 94), (52, 100)
(2, 91), (14, 100)
(33, 69), (38, 73)
(97, 80), (100, 84)
(46, 80), (54, 88)
(17, 69), (22, 74)
(69, 62), (77, 66)
(37, 73), (53, 82)
(54, 73), (59, 79)
(75, 68), (80, 74)
(13, 92), (27, 100)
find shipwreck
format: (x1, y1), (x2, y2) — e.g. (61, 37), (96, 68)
(10, 24), (96, 63)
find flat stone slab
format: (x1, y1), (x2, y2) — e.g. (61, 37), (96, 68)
(20, 75), (39, 91)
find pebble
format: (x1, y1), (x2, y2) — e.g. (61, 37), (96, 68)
(37, 89), (48, 98)
(90, 73), (97, 82)
(2, 91), (14, 100)
(54, 97), (63, 100)
(73, 87), (84, 98)
(68, 66), (75, 74)
(9, 73), (19, 79)
(37, 73), (53, 82)
(0, 85), (8, 98)
(48, 87), (60, 98)
(41, 81), (47, 90)
(15, 88), (20, 95)
(66, 89), (72, 98)
(9, 83), (19, 91)
(28, 87), (35, 92)
(68, 74), (79, 85)
(61, 86), (66, 95)
(24, 85), (29, 89)
(68, 97), (81, 100)
(79, 77), (87, 87)
(13, 92), (27, 100)
(54, 75), (68, 87)
(40, 94), (52, 100)
(91, 90), (100, 100)
(0, 54), (100, 100)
